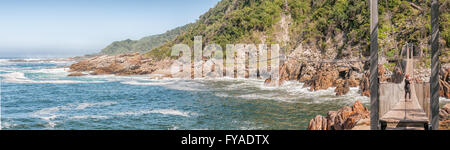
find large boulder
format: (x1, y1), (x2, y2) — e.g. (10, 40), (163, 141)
(279, 59), (303, 84)
(298, 63), (317, 82)
(440, 104), (450, 121)
(303, 64), (339, 91)
(440, 103), (450, 130)
(307, 115), (328, 130)
(325, 111), (338, 130)
(444, 103), (450, 113)
(439, 79), (450, 99)
(332, 106), (353, 130)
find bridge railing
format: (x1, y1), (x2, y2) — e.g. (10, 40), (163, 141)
(379, 82), (405, 117)
(413, 82), (431, 119)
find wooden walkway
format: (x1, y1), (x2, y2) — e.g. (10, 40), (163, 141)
(379, 59), (429, 130)
(379, 99), (429, 130)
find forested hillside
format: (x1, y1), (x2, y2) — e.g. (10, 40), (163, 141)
(146, 0), (449, 63)
(99, 24), (192, 55)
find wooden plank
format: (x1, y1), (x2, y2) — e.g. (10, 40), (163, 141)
(380, 100), (429, 123)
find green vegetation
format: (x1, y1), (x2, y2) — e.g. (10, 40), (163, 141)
(139, 0), (449, 63)
(147, 0), (373, 60)
(147, 0), (285, 59)
(100, 24), (191, 55)
(384, 62), (397, 72)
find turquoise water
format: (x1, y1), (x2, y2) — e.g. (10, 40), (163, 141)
(0, 58), (374, 130)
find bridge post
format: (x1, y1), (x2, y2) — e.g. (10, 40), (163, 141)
(369, 0), (380, 130)
(430, 0), (440, 130)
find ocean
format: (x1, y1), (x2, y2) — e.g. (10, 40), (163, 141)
(1, 57), (445, 130)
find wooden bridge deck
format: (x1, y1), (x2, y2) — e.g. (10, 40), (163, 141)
(379, 99), (429, 130)
(379, 59), (429, 130)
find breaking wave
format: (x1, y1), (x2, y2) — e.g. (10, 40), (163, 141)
(0, 72), (105, 84)
(113, 109), (197, 117)
(31, 101), (118, 128)
(70, 115), (109, 120)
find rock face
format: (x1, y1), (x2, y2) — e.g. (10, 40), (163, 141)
(440, 104), (450, 121)
(307, 101), (369, 130)
(359, 71), (371, 97)
(307, 115), (328, 130)
(439, 67), (450, 99)
(303, 63), (339, 91)
(359, 64), (398, 97)
(69, 53), (173, 76)
(279, 59), (304, 84)
(334, 79), (350, 96)
(273, 60), (316, 86)
(440, 103), (450, 130)
(439, 80), (450, 99)
(276, 59), (364, 96)
(270, 44), (364, 91)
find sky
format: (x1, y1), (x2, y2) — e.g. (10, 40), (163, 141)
(0, 0), (220, 57)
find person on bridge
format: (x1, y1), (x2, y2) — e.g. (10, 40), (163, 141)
(404, 74), (413, 102)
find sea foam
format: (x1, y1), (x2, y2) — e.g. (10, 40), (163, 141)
(113, 109), (196, 117)
(0, 72), (105, 84)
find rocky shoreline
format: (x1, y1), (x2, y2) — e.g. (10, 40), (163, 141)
(307, 101), (370, 130)
(66, 51), (450, 98)
(68, 53), (173, 77)
(66, 51), (450, 130)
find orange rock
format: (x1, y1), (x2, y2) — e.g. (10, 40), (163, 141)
(439, 79), (450, 99)
(307, 115), (328, 130)
(307, 100), (369, 130)
(352, 101), (369, 118)
(440, 120), (450, 130)
(343, 114), (362, 129)
(359, 72), (370, 97)
(348, 77), (360, 87)
(335, 79), (350, 96)
(304, 64), (339, 91)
